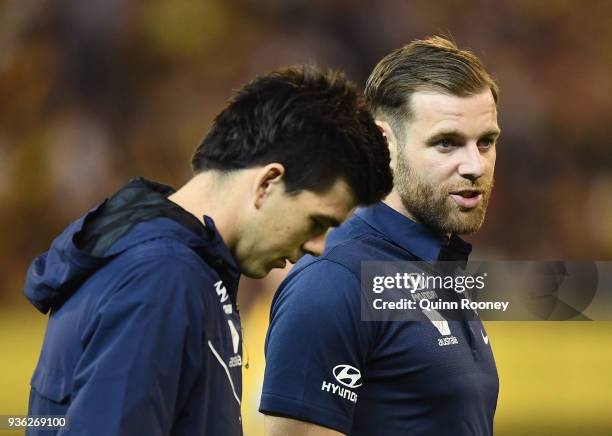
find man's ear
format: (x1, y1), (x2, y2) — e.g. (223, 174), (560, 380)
(252, 163), (285, 209)
(375, 120), (399, 170)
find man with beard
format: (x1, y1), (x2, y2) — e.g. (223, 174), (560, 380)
(260, 37), (501, 435)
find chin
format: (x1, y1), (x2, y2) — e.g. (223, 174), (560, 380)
(243, 269), (268, 279)
(237, 261), (269, 279)
(448, 212), (487, 235)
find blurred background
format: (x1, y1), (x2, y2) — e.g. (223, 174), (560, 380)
(1, 0), (611, 434)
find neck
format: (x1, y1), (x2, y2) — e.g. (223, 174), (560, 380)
(383, 189), (417, 222)
(168, 172), (241, 250)
(383, 189), (451, 238)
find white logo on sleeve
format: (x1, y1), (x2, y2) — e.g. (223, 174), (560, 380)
(321, 364), (361, 403)
(333, 365), (362, 388)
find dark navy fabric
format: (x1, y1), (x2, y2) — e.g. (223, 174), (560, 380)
(24, 178), (244, 436)
(260, 202), (499, 435)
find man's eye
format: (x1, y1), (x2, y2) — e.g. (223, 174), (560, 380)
(478, 138), (495, 149)
(435, 139), (454, 151)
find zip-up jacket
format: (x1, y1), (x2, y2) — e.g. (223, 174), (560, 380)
(25, 178), (244, 435)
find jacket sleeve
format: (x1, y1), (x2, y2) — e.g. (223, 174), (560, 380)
(259, 259), (374, 434)
(59, 256), (206, 436)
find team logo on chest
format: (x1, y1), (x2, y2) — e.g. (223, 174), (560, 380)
(213, 280), (242, 366)
(214, 280), (233, 315)
(422, 308), (459, 347)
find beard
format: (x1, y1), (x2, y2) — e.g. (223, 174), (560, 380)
(394, 153), (494, 235)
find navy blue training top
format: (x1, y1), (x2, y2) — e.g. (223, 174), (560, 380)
(260, 202), (499, 435)
(25, 179), (244, 436)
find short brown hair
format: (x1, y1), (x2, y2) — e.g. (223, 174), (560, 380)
(364, 36), (498, 144)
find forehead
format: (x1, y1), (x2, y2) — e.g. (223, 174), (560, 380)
(295, 179), (356, 219)
(408, 90), (499, 137)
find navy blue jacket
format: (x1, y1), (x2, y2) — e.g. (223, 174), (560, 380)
(260, 203), (498, 435)
(25, 178), (244, 435)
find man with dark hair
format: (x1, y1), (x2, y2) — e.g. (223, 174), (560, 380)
(24, 66), (392, 436)
(261, 37), (501, 435)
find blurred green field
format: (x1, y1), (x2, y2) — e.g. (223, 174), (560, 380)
(1, 307), (611, 435)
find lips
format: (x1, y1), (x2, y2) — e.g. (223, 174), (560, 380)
(450, 189), (483, 209)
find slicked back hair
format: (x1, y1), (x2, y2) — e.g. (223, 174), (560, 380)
(192, 65), (393, 205)
(364, 36), (498, 146)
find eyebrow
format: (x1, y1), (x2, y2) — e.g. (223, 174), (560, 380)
(426, 128), (501, 145)
(312, 214), (342, 228)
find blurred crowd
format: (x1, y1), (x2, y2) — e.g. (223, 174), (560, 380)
(1, 0), (611, 301)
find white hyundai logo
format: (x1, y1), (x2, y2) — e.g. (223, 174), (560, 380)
(333, 364), (362, 388)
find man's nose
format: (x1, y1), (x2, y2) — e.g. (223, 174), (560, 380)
(457, 142), (485, 181)
(301, 233), (327, 257)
